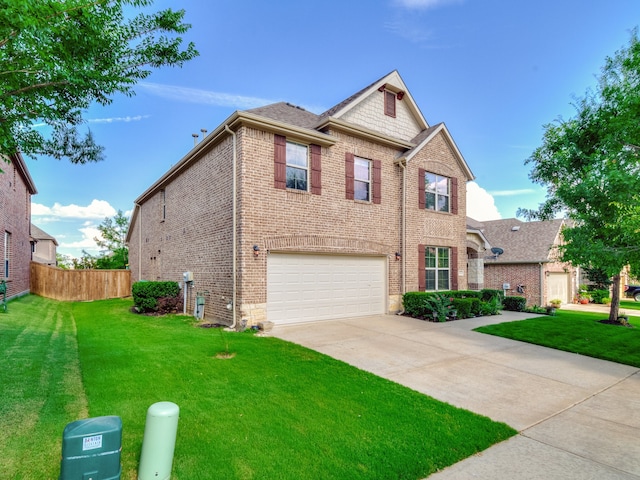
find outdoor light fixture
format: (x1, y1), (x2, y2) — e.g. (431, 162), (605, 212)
(253, 245), (260, 257)
(395, 252), (401, 261)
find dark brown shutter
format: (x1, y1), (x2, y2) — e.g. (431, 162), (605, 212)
(418, 244), (426, 291)
(372, 160), (381, 204)
(450, 177), (458, 215)
(274, 134), (286, 190)
(418, 168), (426, 209)
(310, 144), (321, 195)
(450, 246), (458, 290)
(345, 152), (354, 200)
(384, 90), (396, 117)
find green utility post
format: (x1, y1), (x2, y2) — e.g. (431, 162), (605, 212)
(59, 416), (122, 480)
(138, 402), (179, 480)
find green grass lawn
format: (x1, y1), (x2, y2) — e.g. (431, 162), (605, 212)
(475, 307), (640, 368)
(1, 296), (516, 479)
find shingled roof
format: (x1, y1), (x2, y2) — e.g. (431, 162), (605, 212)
(472, 217), (566, 263)
(245, 102), (320, 129)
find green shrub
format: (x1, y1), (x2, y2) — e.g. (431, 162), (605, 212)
(590, 289), (610, 304)
(503, 296), (526, 312)
(446, 290), (482, 300)
(480, 289), (504, 302)
(452, 298), (474, 318)
(402, 292), (432, 317)
(469, 298), (481, 316)
(132, 281), (181, 313)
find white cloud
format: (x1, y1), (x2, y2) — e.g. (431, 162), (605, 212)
(393, 0), (463, 9)
(88, 115), (150, 123)
(466, 182), (502, 221)
(489, 188), (538, 197)
(59, 225), (102, 252)
(138, 82), (277, 110)
(32, 199), (117, 220)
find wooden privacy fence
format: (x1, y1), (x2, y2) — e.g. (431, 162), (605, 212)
(30, 262), (132, 301)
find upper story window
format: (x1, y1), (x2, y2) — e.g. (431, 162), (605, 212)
(4, 231), (10, 278)
(274, 134), (322, 195)
(425, 172), (450, 212)
(384, 90), (396, 117)
(286, 141), (308, 191)
(354, 157), (371, 201)
(345, 153), (381, 204)
(161, 189), (166, 220)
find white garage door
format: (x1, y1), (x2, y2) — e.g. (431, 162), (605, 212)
(547, 273), (570, 304)
(267, 253), (386, 324)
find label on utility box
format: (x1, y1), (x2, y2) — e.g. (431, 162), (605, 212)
(82, 434), (103, 451)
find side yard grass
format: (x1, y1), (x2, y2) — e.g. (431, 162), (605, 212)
(1, 295), (516, 479)
(475, 308), (640, 368)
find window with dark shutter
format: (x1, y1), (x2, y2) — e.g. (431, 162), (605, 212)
(451, 177), (458, 215)
(418, 168), (426, 209)
(384, 90), (396, 117)
(274, 134), (286, 190)
(345, 153), (354, 200)
(451, 246), (458, 290)
(372, 160), (381, 204)
(418, 244), (426, 291)
(310, 144), (322, 195)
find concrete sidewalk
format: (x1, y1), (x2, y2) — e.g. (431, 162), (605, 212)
(271, 312), (640, 479)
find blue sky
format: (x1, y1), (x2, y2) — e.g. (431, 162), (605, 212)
(26, 0), (640, 259)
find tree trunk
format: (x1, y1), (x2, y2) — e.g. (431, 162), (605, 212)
(609, 273), (621, 322)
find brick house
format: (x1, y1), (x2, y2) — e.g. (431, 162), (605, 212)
(467, 217), (577, 306)
(1, 153), (37, 299)
(126, 71), (474, 327)
(31, 223), (58, 266)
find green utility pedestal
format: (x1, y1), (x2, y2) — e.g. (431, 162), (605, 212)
(138, 402), (179, 480)
(59, 416), (122, 480)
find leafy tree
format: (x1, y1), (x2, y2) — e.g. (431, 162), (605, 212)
(94, 210), (129, 269)
(56, 253), (72, 269)
(72, 251), (98, 270)
(519, 30), (640, 323)
(0, 0), (198, 163)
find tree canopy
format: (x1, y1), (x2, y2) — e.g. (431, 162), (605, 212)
(520, 29), (640, 321)
(0, 0), (198, 163)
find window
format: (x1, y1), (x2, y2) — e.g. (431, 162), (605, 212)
(354, 157), (371, 201)
(161, 189), (166, 220)
(425, 172), (450, 212)
(345, 153), (381, 203)
(384, 90), (396, 117)
(286, 141), (308, 191)
(425, 247), (450, 291)
(274, 135), (321, 194)
(4, 231), (10, 278)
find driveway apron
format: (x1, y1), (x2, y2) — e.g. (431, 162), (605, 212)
(271, 312), (640, 479)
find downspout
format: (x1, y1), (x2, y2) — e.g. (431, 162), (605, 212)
(224, 125), (238, 330)
(135, 202), (142, 281)
(397, 159), (407, 313)
(539, 262), (544, 306)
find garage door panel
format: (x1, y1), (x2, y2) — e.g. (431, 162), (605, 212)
(267, 254), (386, 324)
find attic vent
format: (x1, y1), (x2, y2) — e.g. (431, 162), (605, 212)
(511, 226), (520, 231)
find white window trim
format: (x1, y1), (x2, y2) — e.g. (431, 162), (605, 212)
(286, 141), (309, 192)
(354, 157), (372, 202)
(425, 172), (451, 213)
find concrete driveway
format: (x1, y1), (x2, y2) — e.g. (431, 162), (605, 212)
(271, 312), (640, 479)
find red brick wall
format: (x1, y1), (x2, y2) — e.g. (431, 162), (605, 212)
(0, 158), (32, 298)
(128, 124), (470, 325)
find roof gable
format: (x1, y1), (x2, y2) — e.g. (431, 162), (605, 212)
(319, 70), (428, 142)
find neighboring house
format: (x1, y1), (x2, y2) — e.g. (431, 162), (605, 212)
(126, 71), (474, 327)
(0, 153), (37, 299)
(467, 217), (577, 306)
(31, 223), (58, 266)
